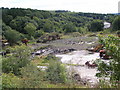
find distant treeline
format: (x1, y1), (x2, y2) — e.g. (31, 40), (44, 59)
(1, 7), (119, 45)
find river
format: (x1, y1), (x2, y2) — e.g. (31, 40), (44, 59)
(56, 50), (100, 87)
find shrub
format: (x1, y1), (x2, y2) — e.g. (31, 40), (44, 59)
(35, 30), (45, 38)
(70, 32), (81, 37)
(45, 58), (67, 83)
(2, 73), (21, 88)
(2, 45), (31, 75)
(97, 79), (111, 88)
(78, 27), (88, 34)
(20, 64), (45, 88)
(97, 35), (120, 87)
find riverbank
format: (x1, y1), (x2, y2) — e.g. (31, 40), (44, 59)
(56, 50), (100, 87)
(30, 36), (101, 87)
(30, 36), (99, 54)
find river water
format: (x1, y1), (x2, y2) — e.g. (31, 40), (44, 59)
(56, 50), (100, 87)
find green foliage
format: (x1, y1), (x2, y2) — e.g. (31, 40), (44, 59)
(100, 28), (111, 34)
(2, 45), (31, 75)
(97, 79), (111, 88)
(2, 73), (21, 88)
(88, 20), (104, 32)
(37, 32), (60, 43)
(2, 7), (116, 45)
(63, 23), (77, 33)
(96, 61), (112, 77)
(97, 35), (120, 87)
(2, 15), (13, 25)
(44, 54), (58, 61)
(2, 23), (12, 32)
(10, 16), (31, 33)
(43, 21), (54, 32)
(78, 27), (88, 34)
(69, 32), (81, 37)
(35, 30), (45, 38)
(20, 63), (45, 88)
(24, 23), (36, 37)
(45, 57), (67, 83)
(4, 29), (22, 45)
(112, 16), (120, 31)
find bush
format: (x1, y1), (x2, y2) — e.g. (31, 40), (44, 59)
(35, 30), (45, 38)
(45, 58), (67, 83)
(78, 27), (88, 34)
(20, 64), (45, 88)
(44, 54), (58, 61)
(2, 45), (31, 75)
(97, 79), (111, 88)
(70, 32), (81, 37)
(97, 35), (120, 87)
(2, 73), (21, 88)
(116, 31), (120, 37)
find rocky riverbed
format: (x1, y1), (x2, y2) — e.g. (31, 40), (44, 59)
(32, 36), (106, 87)
(31, 36), (99, 51)
(56, 50), (100, 87)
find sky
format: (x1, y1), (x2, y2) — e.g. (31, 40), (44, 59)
(0, 0), (119, 14)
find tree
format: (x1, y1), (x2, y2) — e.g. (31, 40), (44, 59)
(2, 23), (12, 32)
(4, 29), (22, 45)
(35, 29), (45, 38)
(10, 16), (31, 33)
(63, 23), (77, 33)
(24, 23), (36, 37)
(2, 15), (13, 25)
(97, 35), (120, 87)
(112, 16), (120, 31)
(88, 20), (104, 32)
(43, 21), (54, 32)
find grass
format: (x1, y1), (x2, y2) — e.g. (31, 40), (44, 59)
(31, 56), (49, 66)
(61, 34), (72, 39)
(43, 81), (87, 88)
(62, 63), (84, 67)
(30, 55), (87, 88)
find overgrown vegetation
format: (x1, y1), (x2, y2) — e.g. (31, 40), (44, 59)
(1, 7), (117, 45)
(2, 73), (21, 88)
(20, 63), (45, 88)
(1, 7), (120, 88)
(112, 16), (120, 30)
(1, 47), (75, 88)
(97, 35), (120, 87)
(2, 45), (31, 75)
(45, 57), (67, 83)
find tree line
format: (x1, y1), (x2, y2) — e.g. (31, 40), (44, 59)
(1, 7), (119, 45)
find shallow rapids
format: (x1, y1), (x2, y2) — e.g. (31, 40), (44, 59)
(56, 50), (100, 87)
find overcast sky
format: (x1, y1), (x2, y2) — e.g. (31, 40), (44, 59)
(0, 0), (119, 14)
